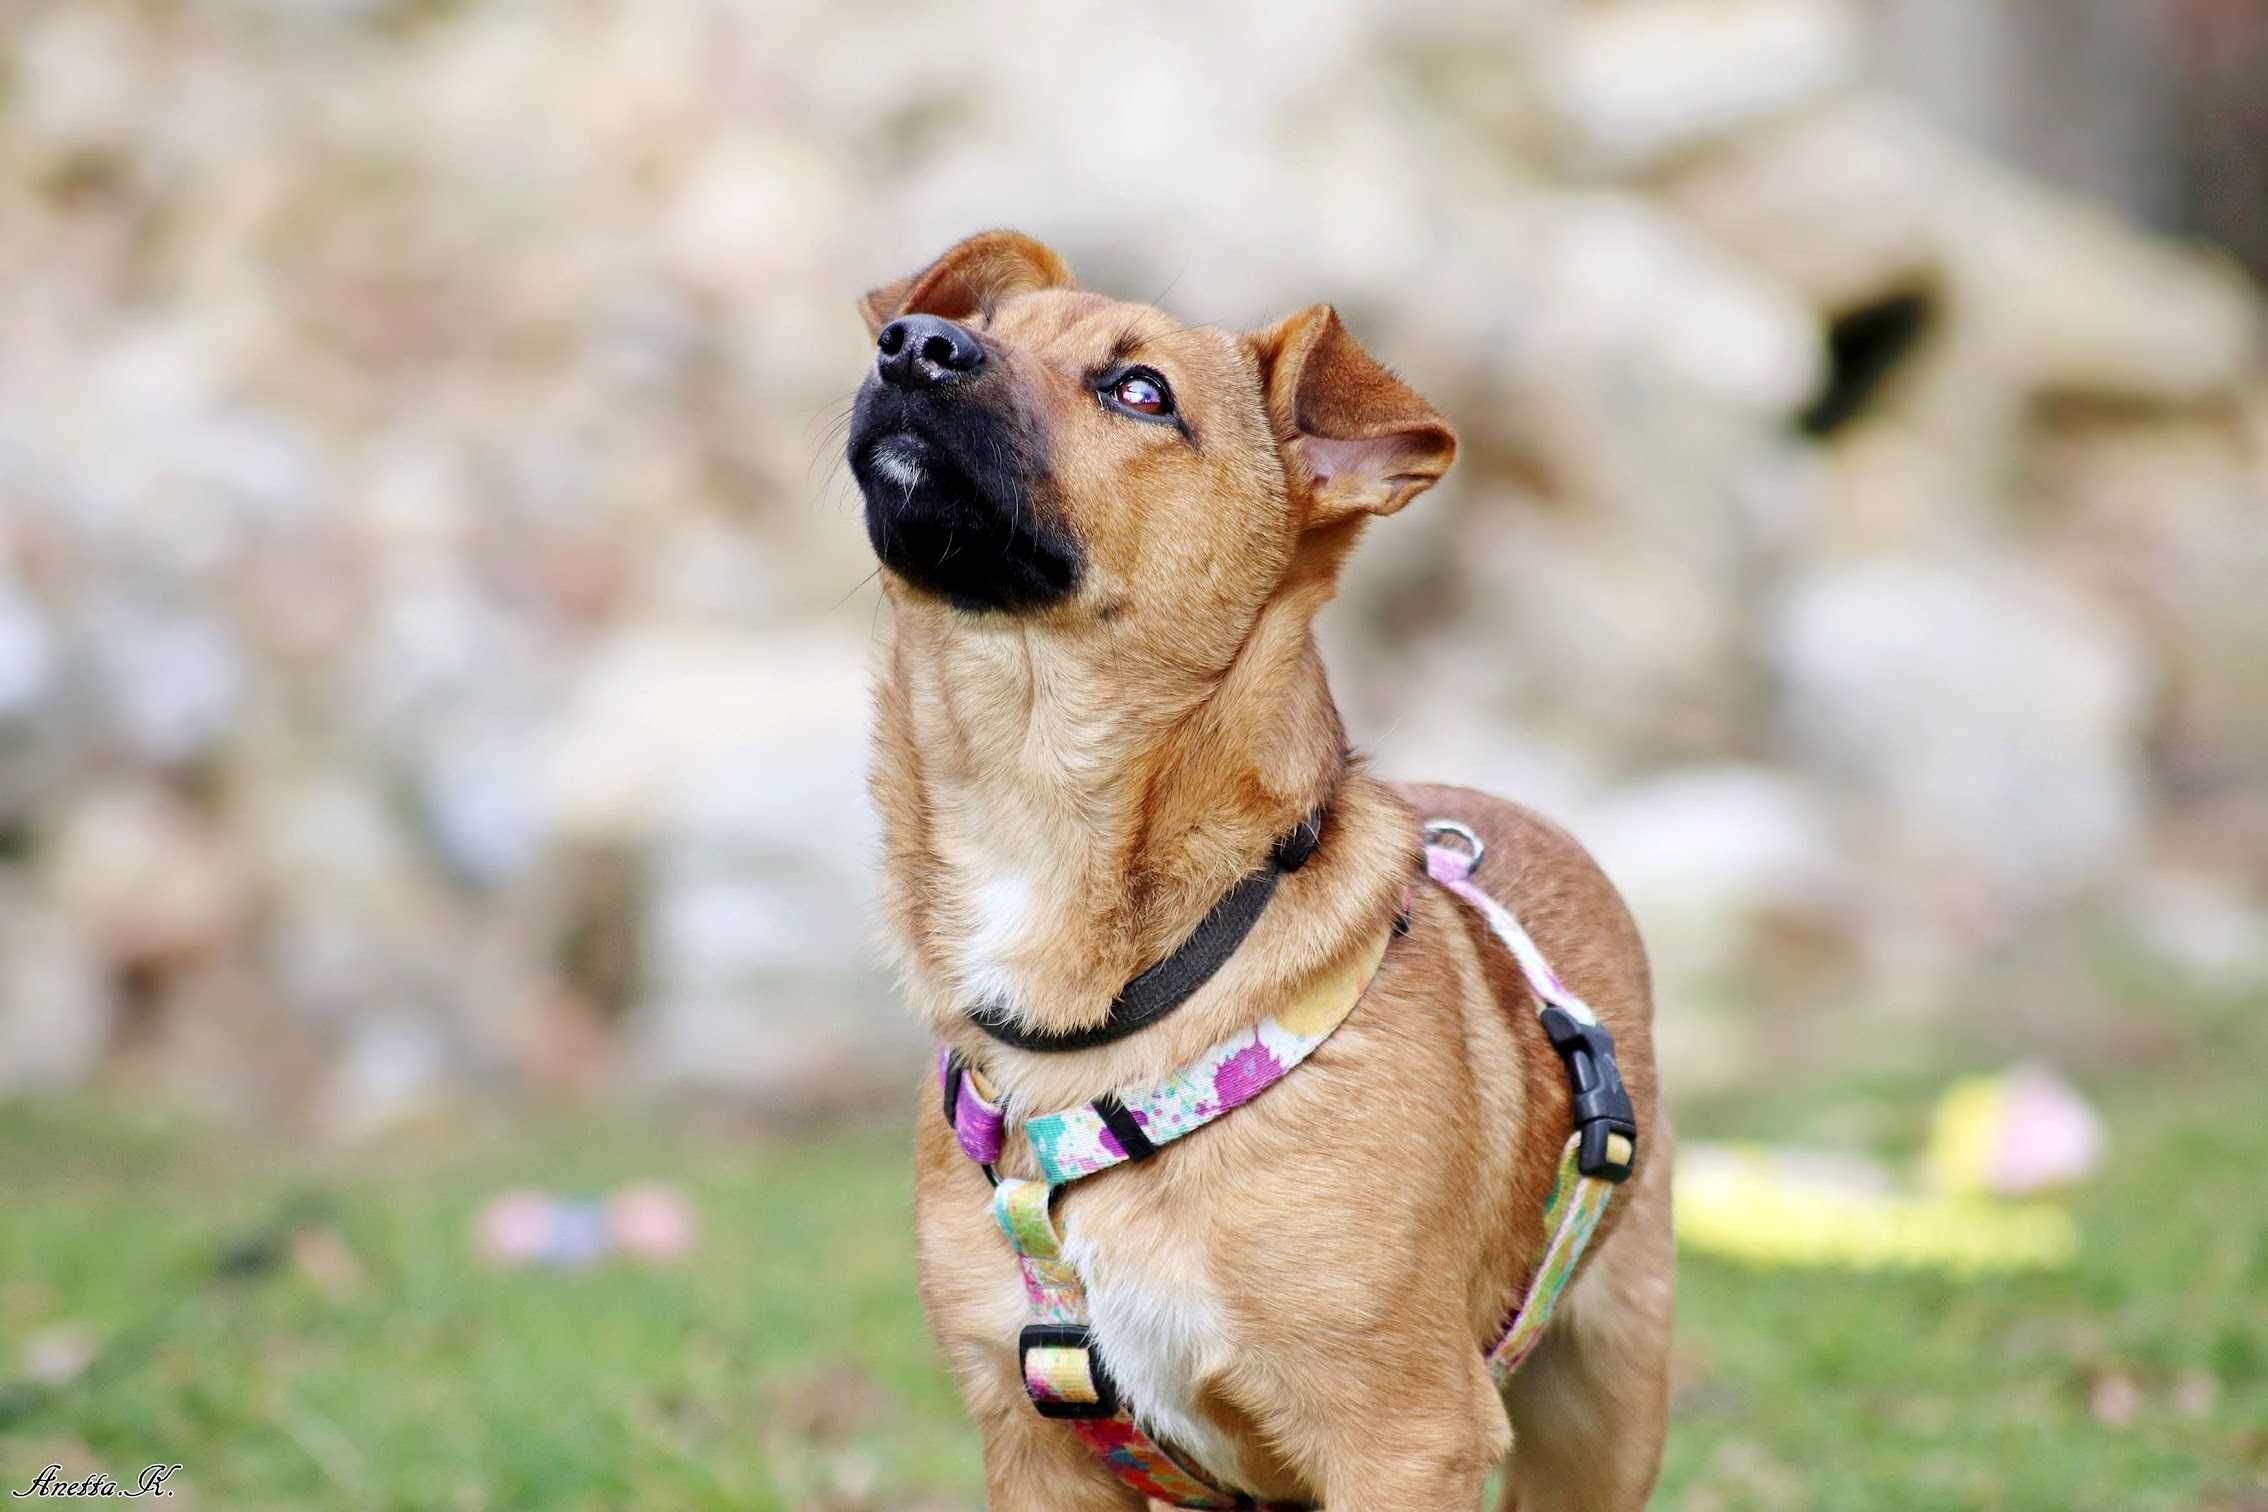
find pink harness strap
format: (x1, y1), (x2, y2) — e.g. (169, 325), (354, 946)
(1426, 836), (1588, 1017)
(1425, 820), (1636, 1379)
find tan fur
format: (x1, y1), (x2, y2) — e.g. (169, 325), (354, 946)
(866, 233), (1673, 1509)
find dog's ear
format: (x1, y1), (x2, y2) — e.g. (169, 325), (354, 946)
(859, 231), (1075, 337)
(1249, 305), (1458, 523)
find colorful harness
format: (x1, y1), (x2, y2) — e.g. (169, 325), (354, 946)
(938, 817), (1639, 1508)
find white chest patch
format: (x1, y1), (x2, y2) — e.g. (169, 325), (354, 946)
(955, 869), (1037, 1010)
(1061, 1228), (1249, 1491)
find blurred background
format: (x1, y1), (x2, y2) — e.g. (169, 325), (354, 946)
(2, 0), (2264, 1507)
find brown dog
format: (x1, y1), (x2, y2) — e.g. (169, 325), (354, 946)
(849, 230), (1673, 1510)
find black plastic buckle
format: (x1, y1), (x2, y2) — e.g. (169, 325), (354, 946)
(1018, 1324), (1119, 1419)
(1538, 1005), (1639, 1182)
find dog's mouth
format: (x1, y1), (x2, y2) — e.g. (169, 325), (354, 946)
(848, 392), (1081, 613)
(859, 432), (967, 519)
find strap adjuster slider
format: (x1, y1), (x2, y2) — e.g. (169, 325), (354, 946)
(1018, 1324), (1120, 1420)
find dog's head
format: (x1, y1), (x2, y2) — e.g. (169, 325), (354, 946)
(847, 231), (1456, 636)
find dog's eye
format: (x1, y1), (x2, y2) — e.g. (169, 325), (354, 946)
(1114, 374), (1169, 414)
(1106, 369), (1174, 419)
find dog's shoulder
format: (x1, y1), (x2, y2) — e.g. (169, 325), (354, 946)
(1393, 782), (1645, 975)
(1391, 779), (1656, 1103)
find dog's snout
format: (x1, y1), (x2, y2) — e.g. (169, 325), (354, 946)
(876, 314), (986, 389)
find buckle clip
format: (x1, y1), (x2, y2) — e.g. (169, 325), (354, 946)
(1019, 1324), (1119, 1420)
(1538, 1005), (1639, 1182)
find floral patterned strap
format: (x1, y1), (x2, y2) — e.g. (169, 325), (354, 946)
(1486, 1132), (1618, 1380)
(1021, 922), (1394, 1183)
(940, 1047), (1006, 1165)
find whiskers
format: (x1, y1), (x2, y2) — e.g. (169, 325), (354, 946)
(828, 563), (884, 614)
(806, 389), (863, 510)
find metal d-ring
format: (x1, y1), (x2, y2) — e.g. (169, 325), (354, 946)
(1422, 818), (1485, 873)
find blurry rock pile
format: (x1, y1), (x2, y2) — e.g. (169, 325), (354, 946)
(0, 0), (2260, 1129)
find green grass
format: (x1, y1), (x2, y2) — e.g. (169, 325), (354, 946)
(1, 1106), (974, 1510)
(3, 984), (2265, 1509)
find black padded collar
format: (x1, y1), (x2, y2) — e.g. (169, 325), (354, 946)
(965, 804), (1329, 1054)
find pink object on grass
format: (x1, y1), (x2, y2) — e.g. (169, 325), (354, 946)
(609, 1181), (697, 1263)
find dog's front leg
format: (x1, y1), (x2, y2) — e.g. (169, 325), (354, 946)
(1307, 1348), (1511, 1511)
(971, 1403), (1150, 1512)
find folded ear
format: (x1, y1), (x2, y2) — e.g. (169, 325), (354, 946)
(859, 230), (1076, 337)
(1249, 305), (1458, 523)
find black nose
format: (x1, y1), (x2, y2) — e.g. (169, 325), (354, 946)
(875, 314), (986, 389)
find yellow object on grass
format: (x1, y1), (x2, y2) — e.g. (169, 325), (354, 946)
(1674, 1143), (2078, 1274)
(1927, 1074), (2015, 1198)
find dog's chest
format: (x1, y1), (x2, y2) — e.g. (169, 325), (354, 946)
(1058, 1217), (1254, 1488)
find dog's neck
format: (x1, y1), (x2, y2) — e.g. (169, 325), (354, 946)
(870, 577), (1365, 1056)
